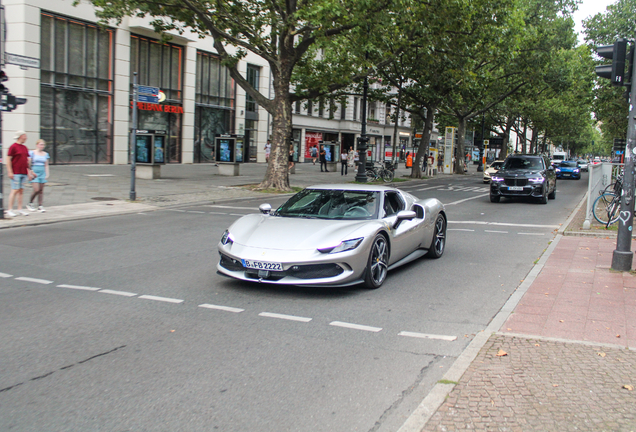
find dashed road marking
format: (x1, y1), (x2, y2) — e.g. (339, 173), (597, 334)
(330, 321), (382, 332)
(484, 230), (508, 234)
(444, 193), (490, 206)
(187, 211), (205, 214)
(167, 209), (186, 212)
(57, 284), (100, 291)
(98, 289), (137, 297)
(518, 232), (545, 236)
(0, 272), (13, 278)
(15, 277), (53, 285)
(398, 331), (457, 341)
(209, 212), (227, 215)
(230, 213), (246, 216)
(448, 229), (475, 232)
(199, 304), (244, 313)
(139, 295), (184, 304)
(207, 205), (258, 210)
(416, 186), (443, 191)
(259, 312), (312, 322)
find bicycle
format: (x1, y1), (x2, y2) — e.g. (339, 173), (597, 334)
(365, 161), (394, 183)
(593, 192), (621, 227)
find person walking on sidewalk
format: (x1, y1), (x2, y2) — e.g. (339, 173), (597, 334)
(319, 145), (328, 172)
(264, 140), (271, 163)
(310, 145), (318, 165)
(340, 148), (348, 176)
(26, 139), (50, 213)
(5, 131), (31, 217)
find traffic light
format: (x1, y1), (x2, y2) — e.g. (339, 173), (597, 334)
(596, 39), (628, 86)
(0, 70), (7, 94)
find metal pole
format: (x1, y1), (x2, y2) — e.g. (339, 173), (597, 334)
(477, 114), (485, 172)
(611, 49), (636, 271)
(0, 109), (4, 219)
(355, 75), (369, 182)
(130, 72), (137, 201)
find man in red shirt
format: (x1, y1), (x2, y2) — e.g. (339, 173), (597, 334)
(6, 131), (32, 217)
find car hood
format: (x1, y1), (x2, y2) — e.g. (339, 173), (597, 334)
(228, 214), (375, 250)
(559, 166), (578, 171)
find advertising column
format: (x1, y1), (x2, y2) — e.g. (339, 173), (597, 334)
(443, 127), (456, 174)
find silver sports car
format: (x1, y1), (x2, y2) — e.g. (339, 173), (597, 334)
(217, 184), (446, 289)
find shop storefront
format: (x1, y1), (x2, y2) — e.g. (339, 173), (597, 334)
(129, 34), (184, 163)
(40, 13), (114, 164)
(304, 131), (339, 162)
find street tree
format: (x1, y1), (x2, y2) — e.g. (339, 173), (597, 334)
(84, 0), (399, 191)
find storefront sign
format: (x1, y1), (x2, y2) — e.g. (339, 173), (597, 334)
(304, 131), (323, 159)
(131, 101), (184, 113)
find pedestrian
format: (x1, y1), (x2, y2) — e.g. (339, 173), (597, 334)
(341, 148), (348, 176)
(427, 152), (435, 176)
(437, 152), (444, 174)
(288, 147), (295, 170)
(26, 139), (50, 212)
(310, 145), (318, 165)
(5, 131), (31, 217)
(354, 149), (360, 172)
(347, 147), (355, 168)
(405, 151), (410, 169)
(265, 140), (271, 163)
(319, 145), (328, 172)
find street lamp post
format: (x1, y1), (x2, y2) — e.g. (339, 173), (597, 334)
(355, 76), (369, 182)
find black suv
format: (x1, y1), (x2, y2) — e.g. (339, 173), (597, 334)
(489, 154), (557, 204)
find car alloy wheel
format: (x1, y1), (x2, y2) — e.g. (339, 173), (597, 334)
(363, 235), (389, 289)
(426, 215), (446, 258)
(490, 194), (500, 203)
(539, 185), (548, 204)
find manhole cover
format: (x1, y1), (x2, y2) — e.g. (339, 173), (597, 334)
(91, 197), (119, 201)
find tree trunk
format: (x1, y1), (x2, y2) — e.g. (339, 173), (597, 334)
(500, 116), (514, 159)
(411, 105), (436, 178)
(257, 69), (293, 191)
(454, 116), (467, 174)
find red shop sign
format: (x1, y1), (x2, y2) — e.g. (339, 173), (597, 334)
(131, 101), (184, 114)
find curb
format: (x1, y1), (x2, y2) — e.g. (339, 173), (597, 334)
(397, 234), (563, 432)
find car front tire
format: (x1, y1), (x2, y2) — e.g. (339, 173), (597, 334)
(426, 214), (446, 259)
(548, 183), (556, 199)
(539, 185), (548, 204)
(490, 194), (500, 203)
(363, 234), (389, 289)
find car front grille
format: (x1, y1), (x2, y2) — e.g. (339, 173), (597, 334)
(220, 254), (344, 280)
(504, 178), (528, 186)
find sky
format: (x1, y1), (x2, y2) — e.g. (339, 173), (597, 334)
(572, 0), (617, 41)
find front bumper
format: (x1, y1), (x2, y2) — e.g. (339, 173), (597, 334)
(216, 242), (370, 286)
(490, 181), (545, 198)
(556, 171), (580, 179)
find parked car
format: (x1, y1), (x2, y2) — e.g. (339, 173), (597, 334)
(217, 184), (447, 289)
(489, 154), (557, 204)
(577, 160), (588, 172)
(556, 161), (581, 180)
(483, 160), (505, 183)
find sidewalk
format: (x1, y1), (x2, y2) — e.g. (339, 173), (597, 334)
(413, 200), (636, 430)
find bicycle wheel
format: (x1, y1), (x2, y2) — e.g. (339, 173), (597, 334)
(365, 169), (377, 182)
(593, 193), (621, 226)
(381, 169), (394, 182)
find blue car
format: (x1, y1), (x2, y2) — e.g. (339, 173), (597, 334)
(556, 161), (581, 179)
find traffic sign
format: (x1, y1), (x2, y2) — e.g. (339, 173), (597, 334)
(5, 52), (40, 69)
(138, 94), (159, 104)
(138, 85), (160, 96)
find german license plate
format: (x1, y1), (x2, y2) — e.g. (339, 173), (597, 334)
(563, 174), (570, 177)
(241, 259), (283, 271)
(508, 186), (523, 191)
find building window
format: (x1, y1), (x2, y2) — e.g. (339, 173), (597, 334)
(194, 50), (235, 163)
(295, 100), (301, 114)
(318, 98), (324, 117)
(245, 64), (260, 115)
(307, 100), (313, 116)
(40, 13), (114, 164)
(354, 97), (359, 121)
(340, 97), (347, 120)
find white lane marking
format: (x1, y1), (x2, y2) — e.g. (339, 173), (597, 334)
(167, 209), (186, 212)
(98, 289), (137, 297)
(199, 304), (244, 313)
(136, 213), (149, 216)
(398, 331), (457, 341)
(0, 272), (13, 278)
(230, 213), (245, 216)
(518, 232), (545, 236)
(57, 284), (100, 291)
(449, 220), (560, 229)
(484, 230), (508, 234)
(259, 312), (312, 323)
(209, 212), (227, 215)
(448, 228), (474, 232)
(416, 186), (443, 191)
(138, 295), (184, 304)
(15, 277), (53, 285)
(329, 321), (382, 332)
(187, 211), (205, 214)
(207, 205), (258, 210)
(444, 193), (489, 206)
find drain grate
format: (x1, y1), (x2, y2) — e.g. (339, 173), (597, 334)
(91, 197), (119, 201)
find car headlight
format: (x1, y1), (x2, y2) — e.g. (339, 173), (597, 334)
(574, 168), (580, 172)
(491, 176), (504, 182)
(529, 177), (545, 183)
(220, 229), (234, 245)
(555, 168), (561, 172)
(318, 238), (363, 254)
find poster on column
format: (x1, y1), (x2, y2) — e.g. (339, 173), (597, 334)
(304, 132), (323, 159)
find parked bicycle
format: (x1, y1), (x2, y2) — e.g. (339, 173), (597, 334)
(365, 161), (395, 183)
(592, 172), (623, 227)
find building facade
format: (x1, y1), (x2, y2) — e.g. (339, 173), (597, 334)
(2, 0), (424, 166)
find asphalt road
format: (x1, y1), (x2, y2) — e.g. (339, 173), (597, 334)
(0, 173), (588, 432)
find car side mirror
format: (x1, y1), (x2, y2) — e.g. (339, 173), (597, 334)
(394, 210), (416, 228)
(259, 203), (272, 215)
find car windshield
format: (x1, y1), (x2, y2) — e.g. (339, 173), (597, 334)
(503, 157), (543, 170)
(561, 161), (577, 167)
(275, 189), (379, 220)
(578, 160), (587, 164)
